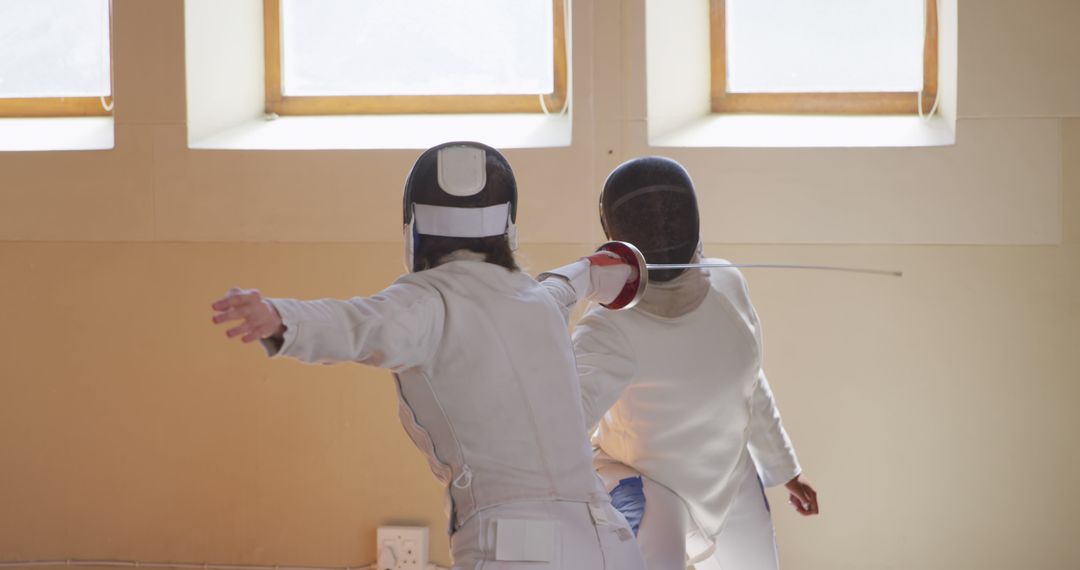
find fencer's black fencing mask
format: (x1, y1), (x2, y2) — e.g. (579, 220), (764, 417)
(402, 141), (518, 273)
(600, 157), (700, 282)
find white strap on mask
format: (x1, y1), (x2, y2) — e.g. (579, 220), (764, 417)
(413, 202), (510, 238)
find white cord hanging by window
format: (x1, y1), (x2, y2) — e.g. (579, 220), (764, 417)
(539, 0), (571, 116)
(917, 0), (941, 120)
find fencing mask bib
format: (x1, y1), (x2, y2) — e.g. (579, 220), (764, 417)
(600, 157), (700, 282)
(402, 141), (518, 272)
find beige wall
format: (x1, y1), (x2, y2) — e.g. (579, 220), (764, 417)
(1, 1), (1078, 569)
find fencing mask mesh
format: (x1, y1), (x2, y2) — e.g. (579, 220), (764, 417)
(600, 157), (700, 282)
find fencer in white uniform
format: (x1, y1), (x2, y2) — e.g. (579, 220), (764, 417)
(564, 157), (819, 570)
(211, 142), (646, 570)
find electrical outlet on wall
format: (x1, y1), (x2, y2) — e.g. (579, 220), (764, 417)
(376, 526), (429, 570)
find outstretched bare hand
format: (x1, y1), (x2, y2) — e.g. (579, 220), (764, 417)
(211, 288), (284, 343)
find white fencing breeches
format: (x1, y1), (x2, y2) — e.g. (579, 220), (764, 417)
(688, 465), (779, 570)
(449, 500), (646, 570)
(602, 463), (779, 570)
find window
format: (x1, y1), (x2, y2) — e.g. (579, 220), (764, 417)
(263, 0), (569, 115)
(0, 0), (113, 117)
(711, 0), (938, 114)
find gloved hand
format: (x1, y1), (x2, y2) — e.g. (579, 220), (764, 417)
(589, 241), (649, 310)
(586, 250), (640, 280)
(535, 243), (644, 310)
(583, 251), (638, 307)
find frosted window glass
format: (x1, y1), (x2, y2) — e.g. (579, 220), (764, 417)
(0, 0), (111, 98)
(726, 0), (924, 93)
(281, 0), (554, 97)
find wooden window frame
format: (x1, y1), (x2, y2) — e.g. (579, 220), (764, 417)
(710, 0), (938, 115)
(0, 1), (114, 118)
(263, 0), (569, 115)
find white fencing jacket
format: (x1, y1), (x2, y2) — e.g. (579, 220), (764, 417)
(264, 258), (621, 532)
(572, 260), (801, 541)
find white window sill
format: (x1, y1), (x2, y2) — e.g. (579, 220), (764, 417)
(650, 114), (956, 149)
(0, 117), (114, 151)
(189, 113), (572, 150)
